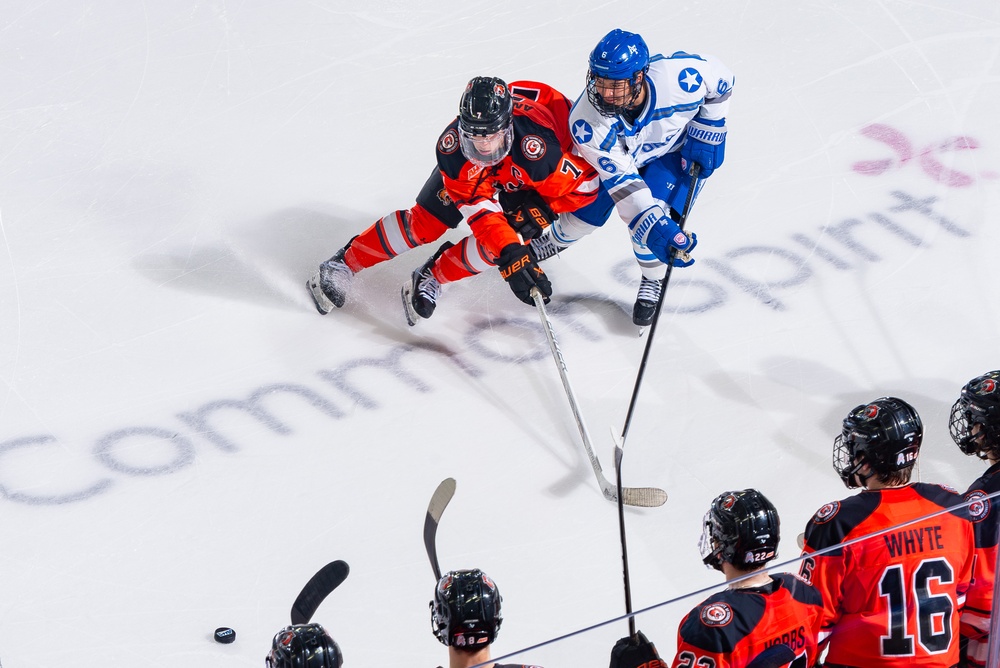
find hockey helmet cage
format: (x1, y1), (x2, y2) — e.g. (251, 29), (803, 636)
(430, 569), (503, 650)
(265, 623), (342, 668)
(586, 29), (650, 117)
(457, 77), (514, 168)
(950, 370), (1000, 460)
(833, 396), (922, 489)
(699, 488), (780, 571)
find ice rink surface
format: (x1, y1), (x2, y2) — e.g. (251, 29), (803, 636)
(2, 0), (999, 665)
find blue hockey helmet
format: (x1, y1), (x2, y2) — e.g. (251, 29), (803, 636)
(587, 29), (650, 116)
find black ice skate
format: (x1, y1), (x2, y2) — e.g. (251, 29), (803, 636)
(632, 276), (663, 328)
(529, 233), (567, 262)
(401, 254), (443, 326)
(307, 247), (353, 314)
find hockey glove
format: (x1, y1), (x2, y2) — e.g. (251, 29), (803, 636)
(499, 189), (556, 241)
(680, 115), (726, 178)
(629, 206), (698, 267)
(609, 631), (666, 668)
(496, 242), (552, 306)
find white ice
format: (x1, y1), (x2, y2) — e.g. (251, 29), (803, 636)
(1, 1), (999, 665)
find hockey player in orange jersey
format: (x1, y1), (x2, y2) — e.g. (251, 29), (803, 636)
(608, 489), (823, 668)
(307, 77), (598, 325)
(949, 370), (1000, 668)
(800, 397), (975, 668)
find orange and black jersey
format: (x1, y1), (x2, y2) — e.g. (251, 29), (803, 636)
(800, 483), (975, 668)
(670, 573), (824, 668)
(434, 83), (598, 258)
(961, 462), (1000, 667)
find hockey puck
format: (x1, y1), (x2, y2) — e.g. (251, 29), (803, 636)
(214, 627), (236, 644)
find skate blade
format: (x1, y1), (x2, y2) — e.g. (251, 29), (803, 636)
(307, 273), (334, 315)
(401, 282), (419, 327)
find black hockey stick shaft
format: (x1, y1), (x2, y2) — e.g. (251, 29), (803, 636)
(424, 478), (456, 582)
(614, 444), (636, 639)
(613, 166), (699, 639)
(619, 164), (700, 444)
(290, 559), (350, 625)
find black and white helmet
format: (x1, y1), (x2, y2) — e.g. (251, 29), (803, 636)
(699, 488), (780, 571)
(457, 77), (514, 168)
(265, 624), (342, 668)
(430, 569), (503, 650)
(950, 370), (1000, 460)
(833, 396), (922, 489)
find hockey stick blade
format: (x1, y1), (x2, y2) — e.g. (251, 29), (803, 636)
(290, 559), (350, 625)
(424, 478), (456, 581)
(532, 289), (666, 507)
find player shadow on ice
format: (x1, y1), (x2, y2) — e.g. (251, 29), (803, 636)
(130, 206), (370, 311)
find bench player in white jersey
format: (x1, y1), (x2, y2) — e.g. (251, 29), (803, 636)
(531, 29), (733, 326)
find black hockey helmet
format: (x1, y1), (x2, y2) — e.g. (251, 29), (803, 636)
(430, 568), (503, 650)
(833, 396), (922, 489)
(950, 370), (1000, 460)
(700, 488), (780, 571)
(265, 623), (342, 668)
(457, 77), (514, 168)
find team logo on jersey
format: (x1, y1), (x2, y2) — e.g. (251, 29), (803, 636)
(438, 129), (459, 154)
(717, 78), (731, 96)
(701, 602), (733, 627)
(813, 501), (840, 524)
(966, 489), (991, 522)
(678, 68), (703, 93)
(521, 135), (546, 160)
(436, 188), (453, 207)
(572, 119), (593, 144)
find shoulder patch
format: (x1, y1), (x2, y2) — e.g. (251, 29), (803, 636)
(812, 501), (840, 524)
(677, 67), (703, 93)
(700, 602), (733, 627)
(520, 135), (546, 160)
(966, 489), (991, 522)
(571, 119), (593, 145)
(438, 128), (459, 154)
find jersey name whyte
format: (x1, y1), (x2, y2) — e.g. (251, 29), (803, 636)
(882, 524), (946, 557)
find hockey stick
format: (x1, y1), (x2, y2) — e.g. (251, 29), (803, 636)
(531, 288), (667, 507)
(424, 477), (457, 581)
(612, 436), (637, 639)
(610, 167), (700, 637)
(618, 164), (701, 447)
(290, 559), (350, 625)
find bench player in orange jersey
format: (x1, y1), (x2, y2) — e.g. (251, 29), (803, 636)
(608, 489), (823, 668)
(949, 370), (1000, 668)
(307, 77), (599, 325)
(800, 397), (976, 668)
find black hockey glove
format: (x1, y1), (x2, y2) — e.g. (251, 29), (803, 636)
(496, 243), (552, 306)
(609, 631), (666, 668)
(498, 189), (555, 241)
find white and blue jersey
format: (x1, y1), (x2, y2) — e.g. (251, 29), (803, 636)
(568, 50), (734, 228)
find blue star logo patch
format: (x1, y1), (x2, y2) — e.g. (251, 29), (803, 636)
(572, 119), (593, 144)
(678, 68), (703, 93)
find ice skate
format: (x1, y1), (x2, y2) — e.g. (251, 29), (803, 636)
(307, 248), (353, 314)
(401, 255), (443, 326)
(632, 276), (662, 329)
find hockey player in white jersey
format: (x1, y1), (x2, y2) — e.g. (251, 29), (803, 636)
(531, 29), (733, 326)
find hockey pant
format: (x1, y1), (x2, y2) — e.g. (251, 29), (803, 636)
(341, 167), (502, 286)
(549, 151), (705, 281)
